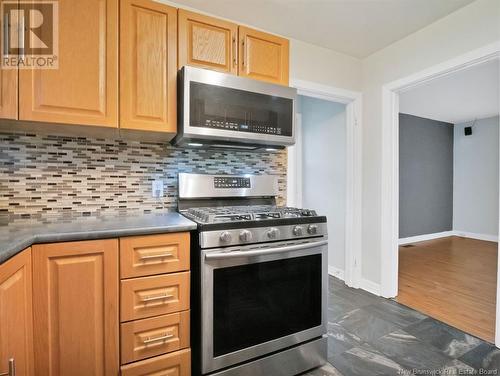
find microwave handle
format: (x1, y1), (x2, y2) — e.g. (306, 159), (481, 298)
(205, 240), (327, 260)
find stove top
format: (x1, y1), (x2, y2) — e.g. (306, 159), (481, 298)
(181, 205), (318, 224)
(178, 173), (327, 247)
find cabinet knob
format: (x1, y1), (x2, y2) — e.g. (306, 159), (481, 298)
(0, 358), (15, 376)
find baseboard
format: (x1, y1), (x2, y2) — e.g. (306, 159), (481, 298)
(329, 266), (381, 297)
(399, 231), (454, 245)
(399, 230), (499, 245)
(328, 265), (345, 280)
(359, 278), (381, 296)
(453, 231), (498, 242)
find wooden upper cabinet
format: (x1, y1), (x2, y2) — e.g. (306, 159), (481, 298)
(0, 0), (18, 120)
(238, 26), (289, 85)
(178, 9), (238, 74)
(120, 0), (177, 133)
(19, 0), (118, 127)
(0, 248), (34, 376)
(0, 68), (17, 120)
(32, 239), (119, 376)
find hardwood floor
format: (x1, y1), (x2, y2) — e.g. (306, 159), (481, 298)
(397, 236), (498, 343)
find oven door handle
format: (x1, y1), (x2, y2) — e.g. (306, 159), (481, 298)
(204, 240), (327, 260)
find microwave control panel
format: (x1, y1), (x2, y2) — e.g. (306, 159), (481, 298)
(201, 119), (282, 135)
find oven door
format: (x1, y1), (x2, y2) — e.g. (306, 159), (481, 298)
(201, 238), (328, 374)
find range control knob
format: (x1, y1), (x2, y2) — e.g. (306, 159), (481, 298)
(219, 231), (232, 243)
(307, 224), (318, 235)
(239, 230), (253, 242)
(293, 226), (304, 236)
(267, 227), (279, 239)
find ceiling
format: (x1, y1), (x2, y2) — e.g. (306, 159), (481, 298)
(399, 59), (499, 124)
(171, 0), (474, 58)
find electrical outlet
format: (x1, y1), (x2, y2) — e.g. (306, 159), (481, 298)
(152, 180), (164, 198)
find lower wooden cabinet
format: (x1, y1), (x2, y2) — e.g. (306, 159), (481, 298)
(0, 248), (34, 376)
(121, 310), (190, 364)
(119, 233), (190, 279)
(121, 348), (191, 376)
(120, 272), (190, 322)
(0, 232), (190, 376)
(32, 239), (119, 376)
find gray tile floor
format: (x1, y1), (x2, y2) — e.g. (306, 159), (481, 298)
(312, 276), (500, 376)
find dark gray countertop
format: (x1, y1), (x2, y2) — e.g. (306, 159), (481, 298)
(0, 212), (197, 264)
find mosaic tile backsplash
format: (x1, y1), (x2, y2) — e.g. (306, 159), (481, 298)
(0, 132), (287, 220)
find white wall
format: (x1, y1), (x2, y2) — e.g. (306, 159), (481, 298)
(361, 0), (500, 286)
(453, 116), (500, 237)
(290, 39), (362, 91)
(299, 96), (347, 273)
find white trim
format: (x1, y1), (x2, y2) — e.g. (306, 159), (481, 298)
(398, 230), (498, 245)
(344, 96), (363, 289)
(287, 113), (302, 208)
(328, 266), (345, 281)
(385, 42), (500, 92)
(453, 231), (499, 242)
(381, 41), (500, 347)
(380, 88), (400, 298)
(399, 231), (455, 245)
(359, 278), (381, 296)
(290, 79), (361, 105)
(497, 110), (500, 347)
(289, 78), (363, 289)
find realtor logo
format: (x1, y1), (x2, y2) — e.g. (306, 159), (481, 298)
(1, 0), (58, 69)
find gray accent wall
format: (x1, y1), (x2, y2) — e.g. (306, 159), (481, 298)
(399, 113), (454, 238)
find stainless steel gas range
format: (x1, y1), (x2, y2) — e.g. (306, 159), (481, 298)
(178, 173), (328, 376)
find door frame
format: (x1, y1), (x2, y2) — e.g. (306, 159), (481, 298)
(380, 41), (500, 346)
(289, 79), (363, 288)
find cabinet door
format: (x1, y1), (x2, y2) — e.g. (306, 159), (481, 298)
(32, 239), (119, 376)
(0, 248), (34, 376)
(120, 0), (177, 133)
(0, 0), (18, 120)
(178, 9), (237, 74)
(121, 349), (191, 376)
(19, 0), (118, 127)
(0, 68), (17, 120)
(238, 26), (289, 85)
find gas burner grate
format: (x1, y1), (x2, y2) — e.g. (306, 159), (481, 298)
(182, 205), (318, 224)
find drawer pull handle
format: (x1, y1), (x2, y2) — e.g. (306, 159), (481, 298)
(0, 358), (15, 376)
(143, 333), (174, 345)
(140, 252), (173, 261)
(141, 294), (173, 303)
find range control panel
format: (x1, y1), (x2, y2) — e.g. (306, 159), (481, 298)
(214, 176), (251, 189)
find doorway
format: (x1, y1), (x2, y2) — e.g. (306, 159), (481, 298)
(288, 79), (362, 288)
(297, 95), (347, 278)
(381, 45), (500, 345)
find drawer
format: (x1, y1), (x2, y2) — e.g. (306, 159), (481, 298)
(120, 348), (191, 376)
(121, 272), (190, 322)
(120, 233), (190, 279)
(121, 310), (190, 364)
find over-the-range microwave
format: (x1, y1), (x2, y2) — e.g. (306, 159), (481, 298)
(172, 66), (297, 151)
